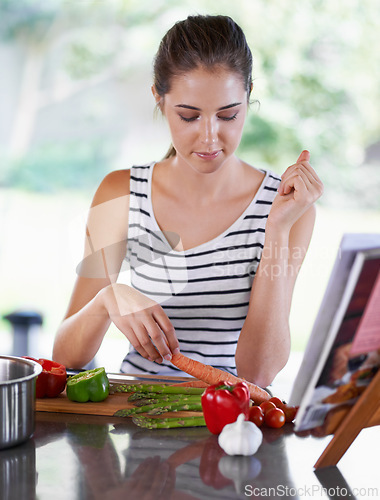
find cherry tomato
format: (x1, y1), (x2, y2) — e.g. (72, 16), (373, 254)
(269, 397), (284, 408)
(265, 408), (286, 428)
(248, 406), (264, 427)
(282, 405), (298, 423)
(269, 397), (298, 423)
(259, 401), (276, 415)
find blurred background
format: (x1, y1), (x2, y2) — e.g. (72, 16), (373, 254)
(1, 0), (379, 375)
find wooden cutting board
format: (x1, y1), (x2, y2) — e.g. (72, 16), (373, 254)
(35, 375), (204, 418)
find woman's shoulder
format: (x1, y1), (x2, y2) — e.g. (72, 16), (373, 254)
(90, 161), (156, 208)
(242, 161), (282, 190)
(246, 162), (281, 181)
(91, 169), (131, 207)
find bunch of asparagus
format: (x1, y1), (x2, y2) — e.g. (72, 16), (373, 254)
(112, 383), (206, 429)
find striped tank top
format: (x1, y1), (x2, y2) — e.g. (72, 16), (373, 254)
(120, 162), (281, 376)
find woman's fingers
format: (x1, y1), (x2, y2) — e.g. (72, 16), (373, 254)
(125, 327), (159, 361)
(269, 151), (323, 231)
(282, 170), (322, 206)
(133, 319), (166, 362)
(290, 172), (318, 205)
(105, 284), (178, 363)
(296, 149), (310, 163)
(152, 306), (180, 355)
(279, 159), (322, 201)
(141, 312), (174, 361)
(135, 304), (179, 361)
(296, 160), (322, 187)
(128, 310), (177, 362)
(282, 167), (313, 195)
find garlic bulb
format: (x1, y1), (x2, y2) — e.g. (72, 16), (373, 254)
(218, 413), (263, 456)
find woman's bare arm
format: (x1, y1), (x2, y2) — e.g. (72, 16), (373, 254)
(53, 168), (179, 368)
(53, 169), (131, 367)
(236, 151), (323, 386)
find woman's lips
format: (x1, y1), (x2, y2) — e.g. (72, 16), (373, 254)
(194, 150), (221, 160)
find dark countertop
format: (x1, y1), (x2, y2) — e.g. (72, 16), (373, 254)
(1, 409), (379, 500)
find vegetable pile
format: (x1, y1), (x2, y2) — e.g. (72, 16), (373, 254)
(112, 380), (298, 433)
(25, 351), (298, 437)
(111, 353), (298, 432)
(168, 353), (298, 430)
(249, 397), (298, 429)
(23, 356), (112, 403)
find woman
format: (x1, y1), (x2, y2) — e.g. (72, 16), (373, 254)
(53, 15), (323, 387)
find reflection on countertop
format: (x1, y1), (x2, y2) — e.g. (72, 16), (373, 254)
(1, 410), (379, 500)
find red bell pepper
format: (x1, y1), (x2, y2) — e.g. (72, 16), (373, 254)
(23, 357), (67, 398)
(201, 381), (250, 435)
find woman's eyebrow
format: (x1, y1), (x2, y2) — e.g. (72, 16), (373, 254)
(174, 102), (242, 111)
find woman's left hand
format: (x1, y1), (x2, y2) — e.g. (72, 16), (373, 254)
(267, 150), (323, 232)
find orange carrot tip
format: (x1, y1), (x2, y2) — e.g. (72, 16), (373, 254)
(170, 353), (270, 404)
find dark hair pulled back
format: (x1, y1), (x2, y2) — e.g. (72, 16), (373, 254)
(153, 15), (253, 158)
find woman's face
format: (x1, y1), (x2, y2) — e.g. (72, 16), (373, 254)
(158, 66), (249, 174)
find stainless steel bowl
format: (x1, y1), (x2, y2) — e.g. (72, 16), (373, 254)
(0, 355), (42, 449)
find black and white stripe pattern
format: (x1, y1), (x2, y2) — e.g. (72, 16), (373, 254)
(120, 163), (281, 376)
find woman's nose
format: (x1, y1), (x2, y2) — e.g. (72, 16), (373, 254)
(200, 117), (218, 145)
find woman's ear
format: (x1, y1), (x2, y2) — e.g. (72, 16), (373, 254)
(151, 85), (163, 111)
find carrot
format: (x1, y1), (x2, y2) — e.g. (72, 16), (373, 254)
(170, 352), (270, 404)
(171, 380), (210, 388)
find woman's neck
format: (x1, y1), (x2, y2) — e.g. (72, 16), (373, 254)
(163, 154), (245, 206)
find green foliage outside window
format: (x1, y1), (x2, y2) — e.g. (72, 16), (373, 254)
(0, 0), (379, 208)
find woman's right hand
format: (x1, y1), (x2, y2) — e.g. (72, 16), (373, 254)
(101, 283), (179, 363)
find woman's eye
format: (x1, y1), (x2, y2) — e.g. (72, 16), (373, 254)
(179, 114), (199, 122)
(178, 112), (238, 123)
(218, 113), (238, 121)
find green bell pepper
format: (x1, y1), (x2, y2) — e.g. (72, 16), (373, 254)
(66, 367), (110, 403)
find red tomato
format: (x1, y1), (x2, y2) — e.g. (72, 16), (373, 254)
(269, 397), (298, 423)
(269, 397), (283, 408)
(282, 405), (298, 423)
(259, 401), (276, 415)
(248, 406), (264, 427)
(265, 408), (286, 428)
